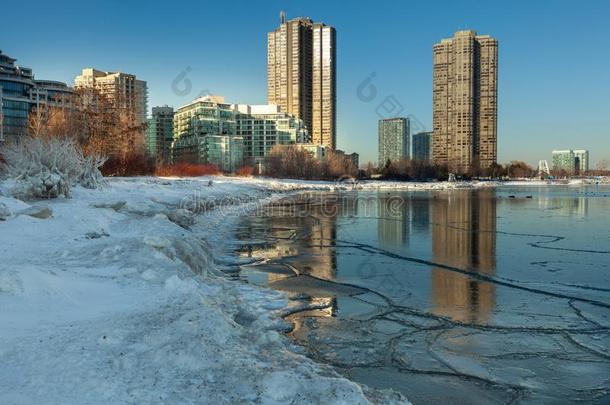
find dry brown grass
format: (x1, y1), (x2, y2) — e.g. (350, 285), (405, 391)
(155, 163), (220, 177)
(235, 166), (255, 177)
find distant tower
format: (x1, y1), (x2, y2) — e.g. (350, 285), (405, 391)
(538, 160), (550, 176)
(378, 117), (410, 165)
(280, 10), (286, 24)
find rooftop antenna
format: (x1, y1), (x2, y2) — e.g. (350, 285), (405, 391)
(280, 10), (286, 24)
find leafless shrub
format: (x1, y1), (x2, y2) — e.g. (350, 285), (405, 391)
(264, 145), (357, 180)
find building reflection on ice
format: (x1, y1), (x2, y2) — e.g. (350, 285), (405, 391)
(239, 191), (499, 326)
(431, 190), (497, 325)
(377, 195), (410, 245)
(538, 196), (589, 217)
(239, 194), (356, 317)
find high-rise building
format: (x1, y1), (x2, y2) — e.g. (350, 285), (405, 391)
(267, 14), (336, 149)
(378, 117), (410, 166)
(1, 50), (73, 142)
(573, 150), (589, 174)
(233, 104), (308, 164)
(75, 68), (147, 125)
(311, 22), (336, 150)
(412, 131), (432, 161)
(171, 95), (243, 171)
(146, 106), (174, 163)
(432, 30), (498, 172)
(552, 150), (575, 173)
(552, 149), (589, 174)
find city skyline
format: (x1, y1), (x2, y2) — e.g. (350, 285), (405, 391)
(1, 0), (608, 166)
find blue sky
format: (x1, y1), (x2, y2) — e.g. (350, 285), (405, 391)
(2, 0), (609, 166)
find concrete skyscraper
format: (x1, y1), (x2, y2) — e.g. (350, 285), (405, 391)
(267, 13), (336, 150)
(432, 30), (498, 172)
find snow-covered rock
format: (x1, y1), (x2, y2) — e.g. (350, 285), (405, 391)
(0, 271), (23, 295)
(18, 205), (53, 219)
(167, 208), (194, 228)
(91, 200), (127, 211)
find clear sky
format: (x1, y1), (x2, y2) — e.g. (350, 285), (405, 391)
(2, 0), (609, 166)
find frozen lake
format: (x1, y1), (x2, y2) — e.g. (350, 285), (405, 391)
(235, 186), (610, 404)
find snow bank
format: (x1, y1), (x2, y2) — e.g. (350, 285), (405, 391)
(0, 177), (408, 404)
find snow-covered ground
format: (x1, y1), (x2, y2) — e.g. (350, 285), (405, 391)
(0, 176), (412, 405)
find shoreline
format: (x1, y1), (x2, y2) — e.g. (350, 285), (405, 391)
(0, 176), (409, 404)
(1, 175), (607, 404)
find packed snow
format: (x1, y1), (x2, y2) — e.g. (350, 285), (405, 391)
(0, 176), (412, 405)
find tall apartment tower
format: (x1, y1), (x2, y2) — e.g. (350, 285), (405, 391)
(378, 117), (410, 165)
(267, 14), (336, 149)
(432, 30), (498, 172)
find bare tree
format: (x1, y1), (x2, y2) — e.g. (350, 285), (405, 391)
(27, 105), (50, 138)
(25, 87), (148, 175)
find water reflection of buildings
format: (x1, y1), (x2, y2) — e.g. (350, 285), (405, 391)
(431, 190), (497, 324)
(256, 195), (355, 319)
(375, 194), (431, 245)
(411, 197), (431, 231)
(377, 195), (410, 245)
(538, 196), (589, 217)
(240, 194), (361, 282)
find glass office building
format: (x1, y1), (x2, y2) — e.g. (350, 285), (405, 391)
(0, 50), (72, 143)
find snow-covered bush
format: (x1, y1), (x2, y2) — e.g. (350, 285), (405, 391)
(79, 154), (107, 189)
(0, 202), (11, 220)
(0, 137), (107, 200)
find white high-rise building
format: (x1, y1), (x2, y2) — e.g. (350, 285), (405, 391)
(378, 117), (410, 165)
(552, 149), (589, 174)
(234, 103), (309, 164)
